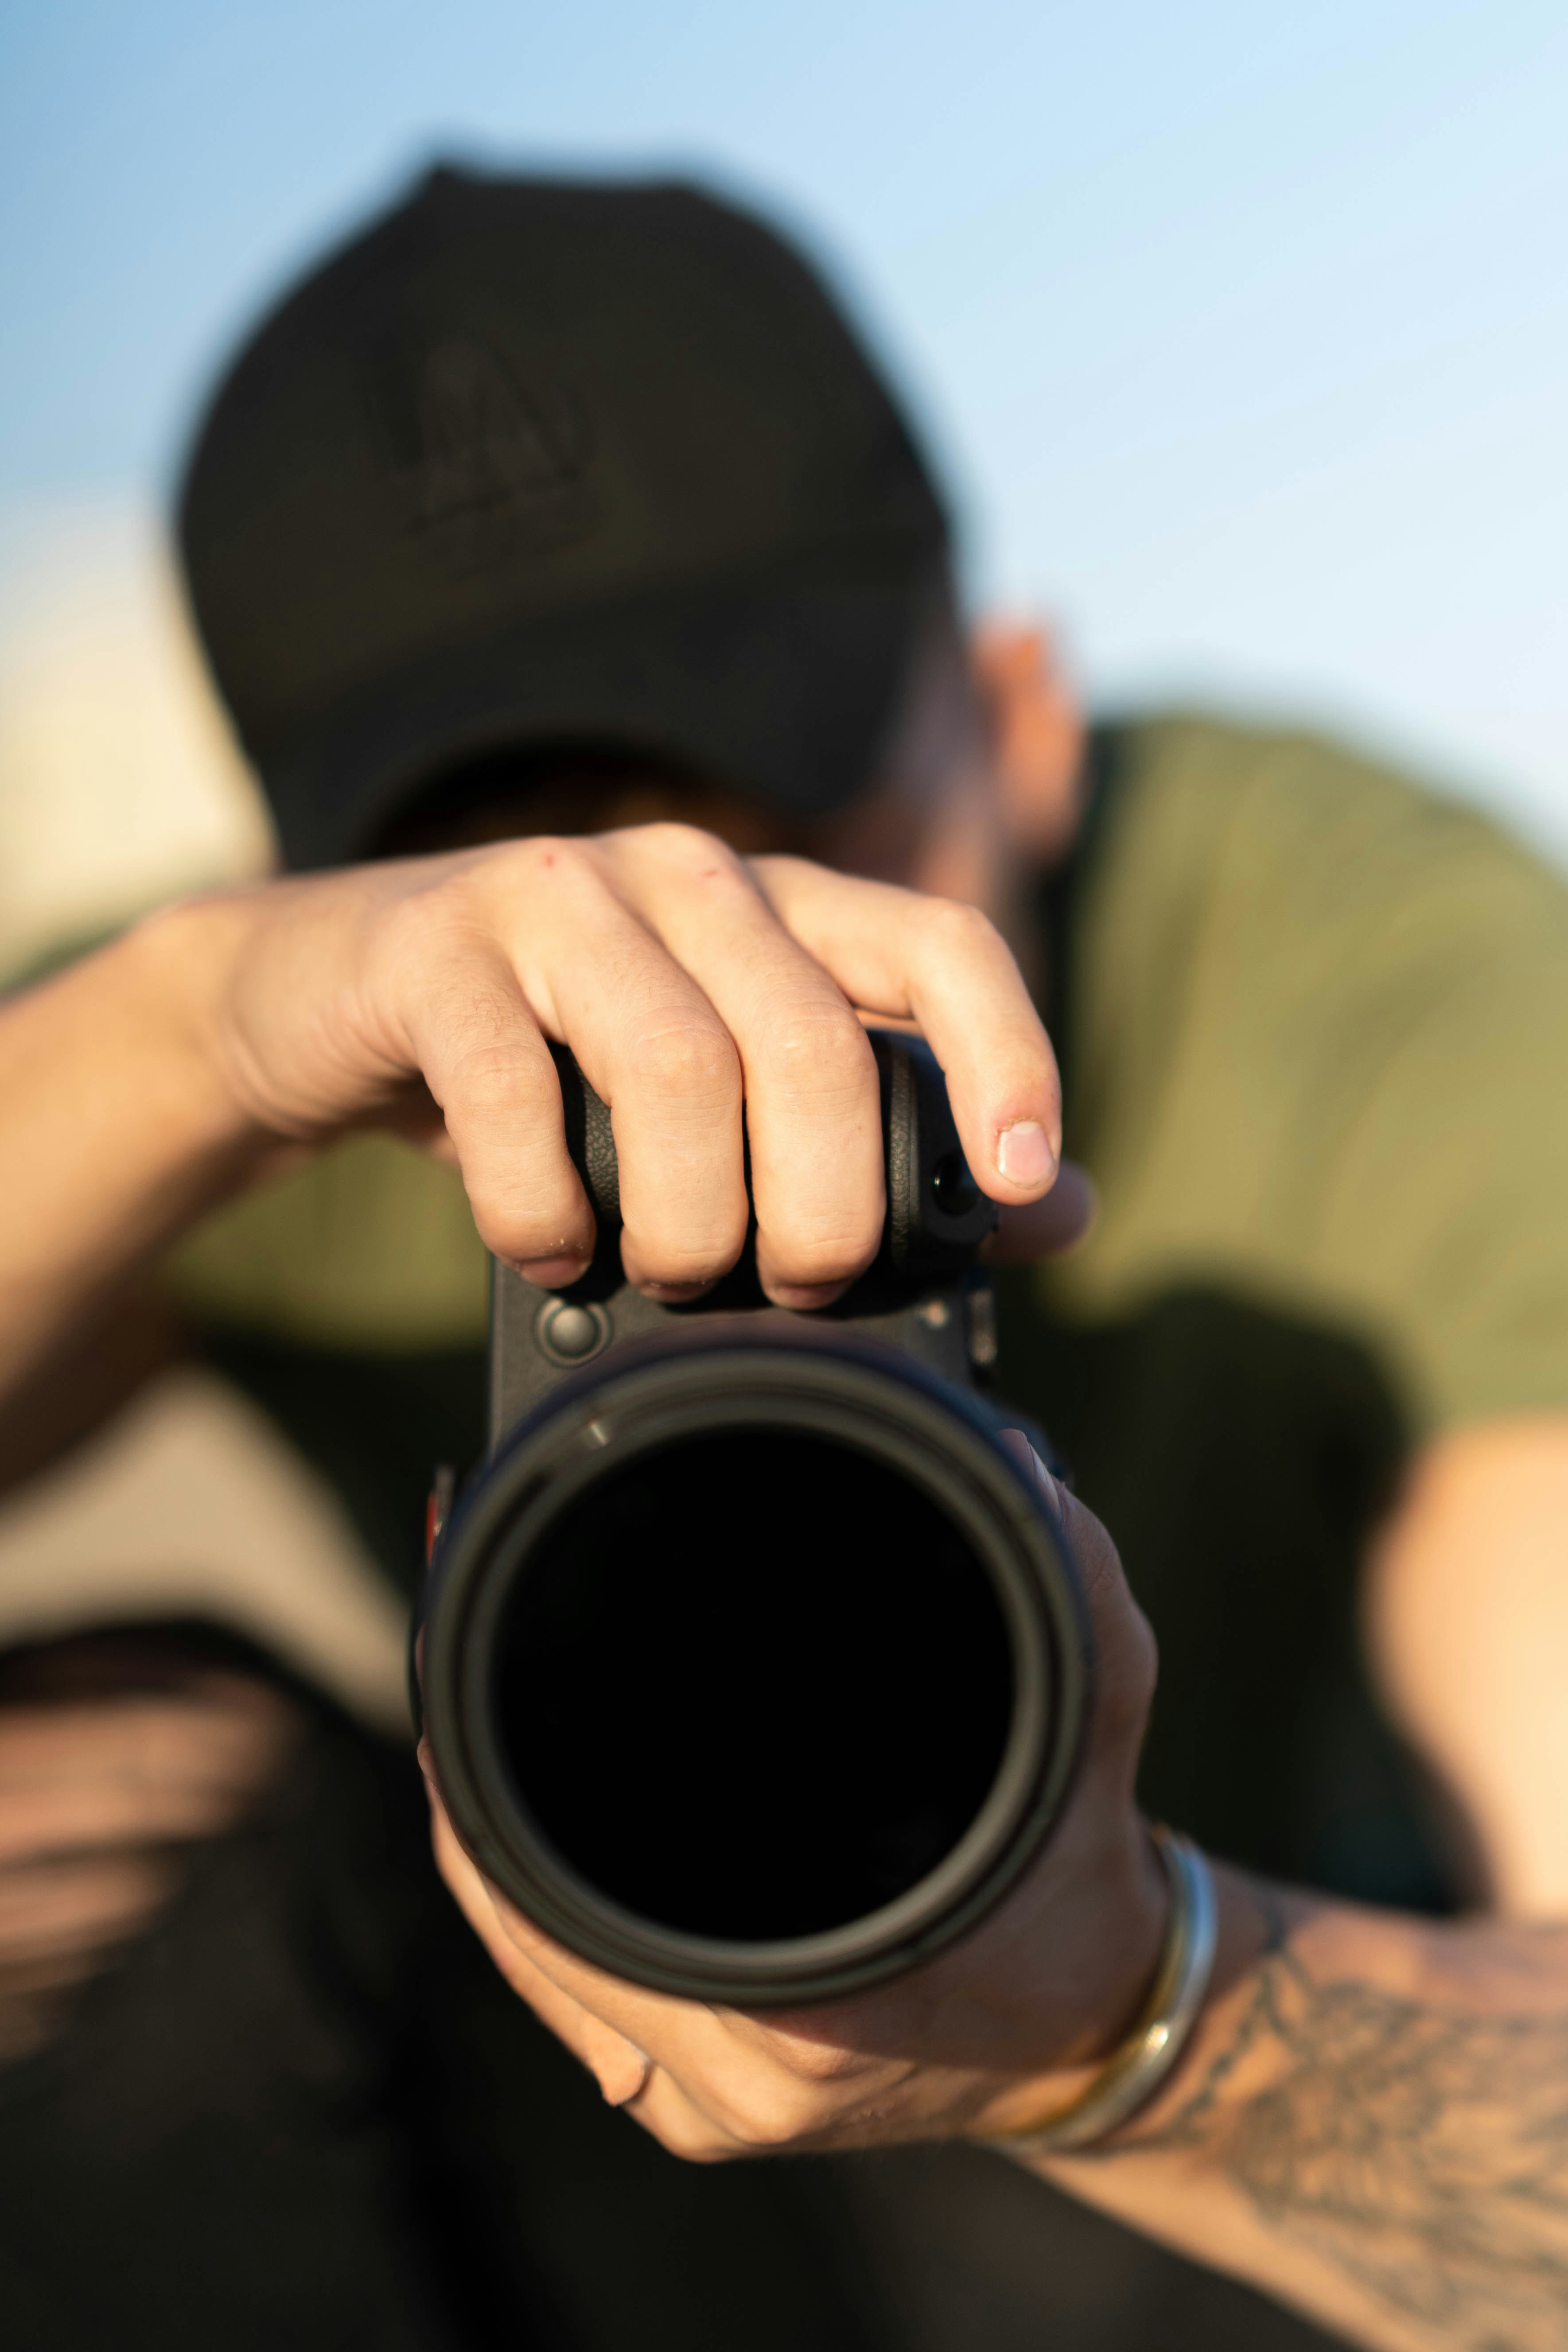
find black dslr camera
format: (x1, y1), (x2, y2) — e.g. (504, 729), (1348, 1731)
(418, 1032), (1088, 2006)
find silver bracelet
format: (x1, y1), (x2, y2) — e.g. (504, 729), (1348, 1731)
(988, 1825), (1218, 2155)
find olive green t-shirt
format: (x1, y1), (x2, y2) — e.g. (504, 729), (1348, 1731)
(172, 709), (1568, 1434)
(167, 713), (1568, 1899)
(1039, 713), (1568, 1436)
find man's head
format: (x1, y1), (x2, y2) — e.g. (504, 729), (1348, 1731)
(178, 164), (1081, 909)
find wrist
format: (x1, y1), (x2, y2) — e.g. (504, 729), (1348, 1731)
(1105, 1860), (1293, 2144)
(0, 894), (284, 1400)
(984, 1849), (1273, 2156)
(988, 1827), (1219, 2152)
(970, 1811), (1170, 2138)
(121, 891), (276, 1161)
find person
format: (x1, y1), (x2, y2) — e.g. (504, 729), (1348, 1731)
(5, 162), (1568, 2352)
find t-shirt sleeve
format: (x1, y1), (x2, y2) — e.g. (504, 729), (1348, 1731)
(1053, 718), (1568, 1434)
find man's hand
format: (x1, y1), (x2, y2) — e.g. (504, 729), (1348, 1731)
(195, 825), (1064, 1308)
(431, 1472), (1568, 2352)
(0, 824), (1069, 1398)
(425, 1453), (1170, 2160)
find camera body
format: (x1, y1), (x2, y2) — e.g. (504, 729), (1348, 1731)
(419, 1032), (1089, 2005)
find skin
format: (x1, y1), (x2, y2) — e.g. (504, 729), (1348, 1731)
(0, 829), (1062, 1365)
(0, 804), (1076, 2046)
(419, 625), (1568, 2349)
(4, 618), (1568, 2346)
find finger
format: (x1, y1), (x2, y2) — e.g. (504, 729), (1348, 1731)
(996, 1438), (1157, 1747)
(984, 1163), (1097, 1262)
(428, 1780), (769, 2117)
(998, 1428), (1066, 1530)
(428, 1747), (904, 2154)
(998, 1427), (1117, 1602)
(430, 1791), (913, 2156)
(428, 1794), (652, 2103)
(459, 1884), (897, 2156)
(619, 2063), (741, 2158)
(749, 859), (1060, 1206)
(484, 840), (749, 1298)
(392, 920), (595, 1285)
(596, 826), (883, 1307)
(499, 1944), (654, 2109)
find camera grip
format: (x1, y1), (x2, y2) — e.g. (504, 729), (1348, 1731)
(549, 1042), (622, 1232)
(547, 1030), (994, 1279)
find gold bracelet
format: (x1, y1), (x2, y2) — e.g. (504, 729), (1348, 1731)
(988, 1825), (1217, 2155)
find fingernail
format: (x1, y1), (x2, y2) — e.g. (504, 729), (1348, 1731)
(766, 1281), (846, 1312)
(997, 1120), (1057, 1188)
(639, 1279), (712, 1302)
(515, 1254), (590, 1288)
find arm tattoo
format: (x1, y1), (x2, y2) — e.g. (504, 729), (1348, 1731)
(1121, 1893), (1568, 2350)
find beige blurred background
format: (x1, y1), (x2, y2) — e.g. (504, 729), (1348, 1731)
(0, 502), (273, 986)
(0, 508), (409, 1729)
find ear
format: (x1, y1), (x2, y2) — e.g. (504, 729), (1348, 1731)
(970, 622), (1085, 862)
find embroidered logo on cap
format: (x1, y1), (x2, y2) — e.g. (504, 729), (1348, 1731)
(394, 336), (595, 575)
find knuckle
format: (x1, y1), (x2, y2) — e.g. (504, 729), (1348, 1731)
(635, 820), (740, 877)
(368, 885), (453, 979)
(918, 894), (1002, 962)
(429, 1021), (543, 1124)
(756, 1004), (873, 1095)
(754, 2028), (867, 2087)
(367, 885), (499, 1011)
(442, 1020), (528, 1098)
(711, 2075), (824, 2153)
(515, 832), (597, 886)
(462, 833), (604, 915)
(635, 1018), (742, 1103)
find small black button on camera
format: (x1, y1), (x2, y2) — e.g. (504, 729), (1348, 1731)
(536, 1298), (612, 1365)
(930, 1151), (981, 1218)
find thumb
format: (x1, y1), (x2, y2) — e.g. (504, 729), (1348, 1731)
(984, 1161), (1096, 1263)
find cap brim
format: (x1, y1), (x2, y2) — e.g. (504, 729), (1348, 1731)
(259, 556), (934, 870)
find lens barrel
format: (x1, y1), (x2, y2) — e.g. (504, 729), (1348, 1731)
(421, 1320), (1088, 2004)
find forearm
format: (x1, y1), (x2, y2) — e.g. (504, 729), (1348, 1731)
(0, 901), (262, 1400)
(1023, 1868), (1568, 2352)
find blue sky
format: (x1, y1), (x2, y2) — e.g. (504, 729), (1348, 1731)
(3, 0), (1565, 843)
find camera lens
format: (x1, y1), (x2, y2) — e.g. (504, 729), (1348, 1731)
(491, 1426), (1014, 1942)
(425, 1333), (1084, 2002)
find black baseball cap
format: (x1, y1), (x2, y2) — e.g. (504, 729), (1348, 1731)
(178, 164), (953, 871)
